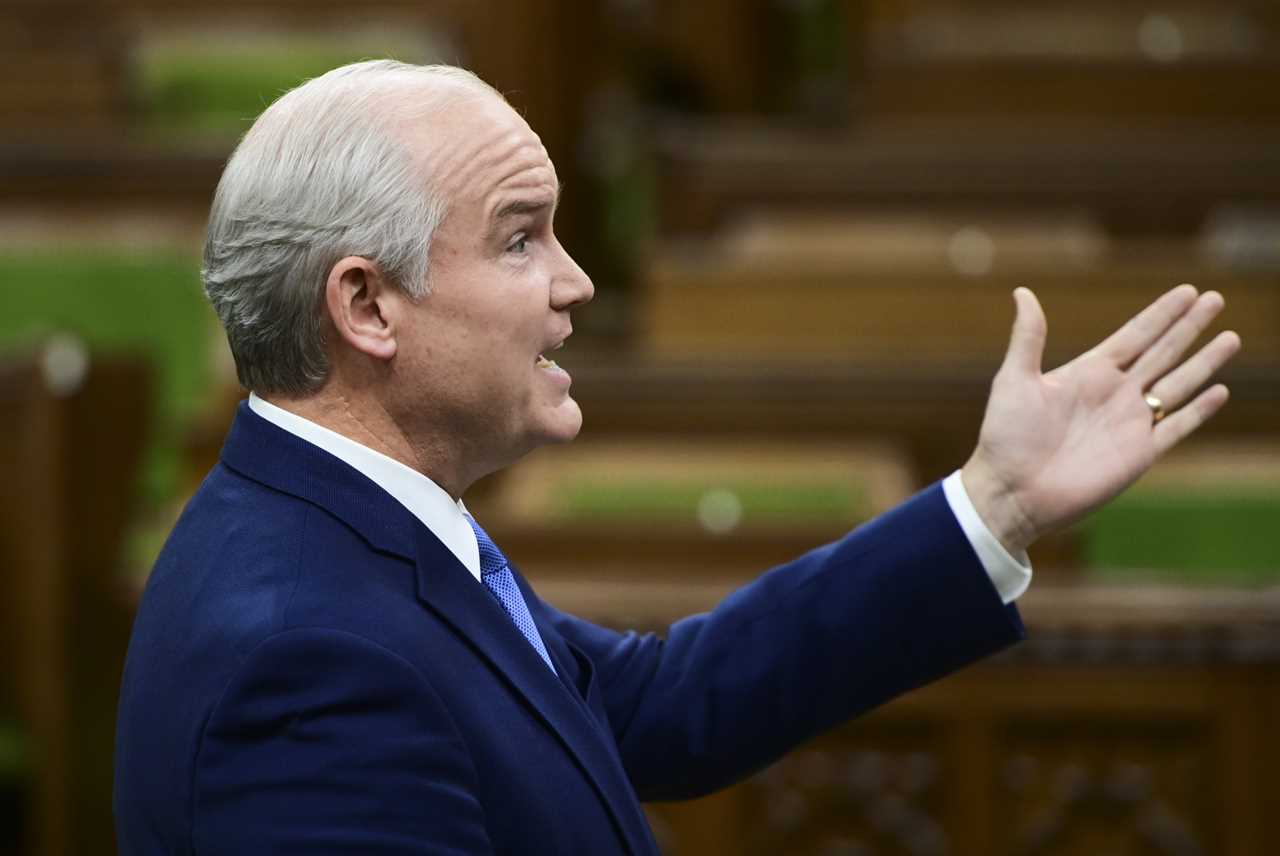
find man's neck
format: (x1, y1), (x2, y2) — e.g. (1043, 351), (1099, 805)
(256, 388), (471, 499)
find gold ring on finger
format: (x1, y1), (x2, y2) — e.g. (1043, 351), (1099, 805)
(1145, 393), (1166, 425)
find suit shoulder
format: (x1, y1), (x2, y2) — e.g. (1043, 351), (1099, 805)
(125, 470), (314, 686)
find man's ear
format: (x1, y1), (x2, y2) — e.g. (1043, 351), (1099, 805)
(324, 256), (400, 362)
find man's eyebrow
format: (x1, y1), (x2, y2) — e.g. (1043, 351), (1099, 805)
(488, 182), (564, 228)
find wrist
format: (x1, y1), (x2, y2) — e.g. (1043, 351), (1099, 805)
(960, 456), (1037, 556)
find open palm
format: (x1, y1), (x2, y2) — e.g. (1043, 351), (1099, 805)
(963, 286), (1240, 554)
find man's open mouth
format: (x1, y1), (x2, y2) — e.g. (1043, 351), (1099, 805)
(536, 338), (566, 369)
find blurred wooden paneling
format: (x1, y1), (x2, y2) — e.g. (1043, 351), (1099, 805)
(862, 61), (1280, 124)
(656, 122), (1280, 236)
(0, 0), (606, 255)
(0, 9), (129, 135)
(538, 579), (1280, 856)
(643, 230), (1278, 366)
(0, 349), (150, 856)
(0, 360), (69, 856)
(60, 359), (150, 856)
(857, 2), (1280, 123)
(649, 0), (766, 113)
(654, 0), (1280, 236)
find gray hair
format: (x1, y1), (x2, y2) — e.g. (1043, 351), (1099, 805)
(202, 60), (501, 396)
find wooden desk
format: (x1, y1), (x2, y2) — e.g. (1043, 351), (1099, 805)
(561, 358), (1279, 492)
(655, 122), (1280, 236)
(643, 236), (1280, 367)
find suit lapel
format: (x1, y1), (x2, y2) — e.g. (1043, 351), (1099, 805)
(222, 403), (656, 854)
(411, 529), (656, 856)
(219, 402), (419, 559)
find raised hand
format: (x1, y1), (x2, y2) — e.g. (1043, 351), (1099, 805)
(961, 285), (1241, 555)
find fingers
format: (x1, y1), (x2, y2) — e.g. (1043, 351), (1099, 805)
(1153, 384), (1230, 456)
(1129, 291), (1226, 388)
(1097, 284), (1198, 367)
(1001, 287), (1047, 376)
(1147, 329), (1241, 411)
(1147, 326), (1240, 456)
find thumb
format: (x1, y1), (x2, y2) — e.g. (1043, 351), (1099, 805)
(1001, 287), (1047, 376)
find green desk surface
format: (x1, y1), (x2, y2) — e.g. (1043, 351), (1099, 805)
(1085, 487), (1280, 584)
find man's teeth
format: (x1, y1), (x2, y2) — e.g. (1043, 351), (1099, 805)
(536, 355), (557, 369)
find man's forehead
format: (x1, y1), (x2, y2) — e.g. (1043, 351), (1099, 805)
(410, 90), (556, 207)
(487, 164), (561, 209)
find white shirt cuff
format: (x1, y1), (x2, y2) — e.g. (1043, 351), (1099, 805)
(941, 471), (1032, 604)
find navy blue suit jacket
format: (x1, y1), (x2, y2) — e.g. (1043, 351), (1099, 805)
(115, 403), (1024, 854)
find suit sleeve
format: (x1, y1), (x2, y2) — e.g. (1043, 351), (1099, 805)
(192, 627), (493, 854)
(540, 482), (1025, 801)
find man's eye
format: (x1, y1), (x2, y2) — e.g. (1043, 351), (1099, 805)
(507, 234), (529, 254)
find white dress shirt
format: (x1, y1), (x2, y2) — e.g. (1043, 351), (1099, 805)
(249, 393), (483, 582)
(248, 393), (1031, 603)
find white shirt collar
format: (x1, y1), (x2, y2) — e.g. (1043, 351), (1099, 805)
(247, 392), (482, 582)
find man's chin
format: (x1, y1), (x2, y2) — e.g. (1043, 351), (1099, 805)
(536, 397), (584, 447)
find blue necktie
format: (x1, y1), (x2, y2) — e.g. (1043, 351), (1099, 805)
(467, 516), (556, 673)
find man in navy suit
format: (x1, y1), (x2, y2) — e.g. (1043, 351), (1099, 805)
(114, 61), (1239, 854)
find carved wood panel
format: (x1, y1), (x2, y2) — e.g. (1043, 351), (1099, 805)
(739, 726), (948, 856)
(998, 720), (1210, 856)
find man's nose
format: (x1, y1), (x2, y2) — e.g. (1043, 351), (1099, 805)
(550, 240), (594, 310)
